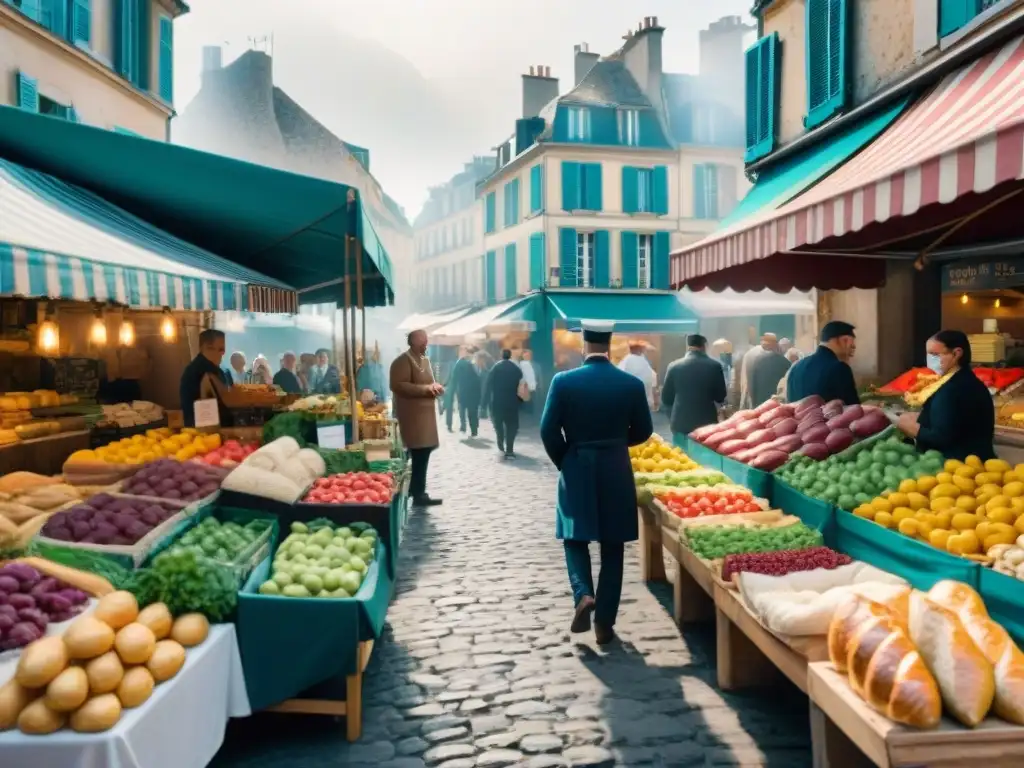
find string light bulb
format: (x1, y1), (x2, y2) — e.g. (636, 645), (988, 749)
(159, 308), (177, 343)
(118, 319), (135, 347)
(37, 303), (59, 354)
(89, 306), (107, 346)
(995, 298), (1002, 309)
(961, 293), (969, 305)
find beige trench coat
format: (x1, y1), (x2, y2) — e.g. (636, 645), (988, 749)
(389, 352), (440, 449)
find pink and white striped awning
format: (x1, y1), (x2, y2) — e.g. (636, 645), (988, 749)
(671, 33), (1024, 287)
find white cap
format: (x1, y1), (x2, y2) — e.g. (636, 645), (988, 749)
(579, 319), (614, 343)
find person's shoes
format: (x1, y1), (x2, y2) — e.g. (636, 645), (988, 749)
(505, 452), (514, 460)
(594, 623), (616, 646)
(570, 596), (595, 633)
(497, 443), (505, 454)
(459, 426), (466, 433)
(413, 495), (442, 507)
(470, 431), (478, 438)
(447, 427), (453, 433)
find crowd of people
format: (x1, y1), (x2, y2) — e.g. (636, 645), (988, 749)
(219, 347), (389, 402)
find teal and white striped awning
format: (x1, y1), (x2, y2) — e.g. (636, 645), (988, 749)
(0, 159), (297, 312)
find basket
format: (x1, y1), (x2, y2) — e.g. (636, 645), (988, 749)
(358, 419), (390, 440)
(221, 388), (287, 409)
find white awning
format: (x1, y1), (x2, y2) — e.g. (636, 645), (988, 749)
(396, 306), (473, 332)
(677, 288), (814, 319)
(431, 296), (534, 340)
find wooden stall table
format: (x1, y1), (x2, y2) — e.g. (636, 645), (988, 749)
(637, 501), (667, 582)
(807, 661), (1024, 768)
(0, 430), (89, 475)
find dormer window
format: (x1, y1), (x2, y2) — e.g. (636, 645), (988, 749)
(567, 107), (591, 141)
(618, 109), (640, 146)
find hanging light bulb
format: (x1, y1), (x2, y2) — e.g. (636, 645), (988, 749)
(89, 306), (107, 347)
(37, 302), (59, 354)
(159, 308), (177, 343)
(119, 318), (135, 347)
(961, 293), (969, 305)
(995, 298), (1002, 309)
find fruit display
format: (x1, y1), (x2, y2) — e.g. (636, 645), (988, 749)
(197, 439), (259, 468)
(162, 516), (272, 564)
(0, 562), (91, 650)
(988, 539), (1024, 579)
(683, 521), (823, 560)
(903, 369), (953, 408)
(301, 472), (395, 505)
(777, 433), (943, 512)
(96, 401), (164, 429)
(853, 456), (1024, 559)
(0, 592), (203, 734)
(121, 459), (225, 503)
(874, 368), (936, 396)
(629, 435), (698, 474)
(220, 437), (327, 504)
(634, 468), (728, 488)
(657, 486), (766, 520)
(689, 397), (891, 471)
(0, 478), (85, 550)
(40, 494), (181, 546)
(67, 429), (224, 467)
(257, 520), (377, 598)
(720, 546), (852, 581)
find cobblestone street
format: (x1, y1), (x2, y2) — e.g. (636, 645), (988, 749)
(212, 417), (812, 768)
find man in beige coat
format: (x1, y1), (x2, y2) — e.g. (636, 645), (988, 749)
(390, 329), (444, 507)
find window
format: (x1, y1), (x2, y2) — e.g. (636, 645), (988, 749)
(39, 95), (69, 119)
(622, 166), (668, 215)
(637, 235), (653, 289)
(529, 164), (544, 214)
(575, 233), (595, 288)
(158, 15), (174, 103)
(484, 192), (496, 234)
(618, 109), (640, 146)
(636, 169), (652, 213)
(805, 0), (849, 129)
(566, 107), (591, 142)
(693, 106), (716, 145)
(71, 0), (91, 46)
(15, 72), (38, 113)
(9, 0), (41, 23)
(561, 161), (603, 212)
(940, 0), (1006, 37)
(503, 179), (520, 228)
(693, 164), (719, 220)
(744, 33), (780, 162)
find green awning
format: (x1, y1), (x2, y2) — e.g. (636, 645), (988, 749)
(545, 290), (698, 334)
(0, 107), (394, 307)
(720, 96), (910, 229)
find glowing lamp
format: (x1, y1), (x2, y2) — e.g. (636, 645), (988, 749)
(119, 319), (135, 347)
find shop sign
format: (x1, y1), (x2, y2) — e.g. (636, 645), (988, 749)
(942, 258), (1024, 292)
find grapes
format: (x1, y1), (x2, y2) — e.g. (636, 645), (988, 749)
(720, 546), (852, 581)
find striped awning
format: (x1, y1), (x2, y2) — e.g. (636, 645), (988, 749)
(672, 34), (1024, 286)
(0, 159), (297, 312)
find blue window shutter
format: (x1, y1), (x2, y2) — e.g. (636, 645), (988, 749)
(485, 250), (497, 304)
(68, 106), (79, 123)
(744, 33), (780, 163)
(504, 244), (518, 299)
(591, 107), (617, 145)
(42, 0), (66, 35)
(558, 228), (577, 287)
(136, 0), (150, 90)
(561, 161), (581, 211)
(622, 166), (639, 214)
(70, 0), (90, 44)
(485, 192), (496, 233)
(17, 0), (41, 22)
(529, 233), (545, 289)
(116, 0), (136, 82)
(582, 163), (602, 211)
(693, 165), (707, 219)
(510, 179), (519, 225)
(805, 0), (848, 129)
(594, 231), (610, 289)
(652, 232), (671, 290)
(652, 166), (669, 215)
(620, 232), (639, 289)
(529, 164), (543, 213)
(707, 166), (720, 219)
(159, 16), (174, 102)
(939, 0), (976, 37)
(16, 73), (39, 113)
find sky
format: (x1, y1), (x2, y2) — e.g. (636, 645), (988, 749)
(172, 0), (754, 217)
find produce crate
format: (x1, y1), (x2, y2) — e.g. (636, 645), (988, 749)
(216, 487), (309, 518)
(719, 455), (774, 502)
(88, 417), (168, 449)
(684, 439), (723, 472)
(288, 501), (397, 577)
(978, 567), (1024, 647)
(772, 478), (837, 546)
(833, 509), (980, 592)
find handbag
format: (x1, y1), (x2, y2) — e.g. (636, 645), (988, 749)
(517, 379), (530, 402)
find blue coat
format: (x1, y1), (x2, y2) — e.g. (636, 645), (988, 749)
(786, 346), (860, 405)
(540, 356), (653, 543)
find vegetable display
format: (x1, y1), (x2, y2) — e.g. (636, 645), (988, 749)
(70, 428), (223, 466)
(629, 435), (698, 474)
(257, 521), (377, 598)
(197, 439), (259, 468)
(121, 459), (226, 502)
(720, 546), (852, 581)
(302, 472), (395, 505)
(634, 468), (729, 489)
(776, 433), (943, 512)
(0, 562), (90, 650)
(657, 486), (765, 520)
(163, 517), (271, 563)
(684, 522), (823, 560)
(122, 550), (237, 622)
(41, 494), (180, 545)
(220, 437), (327, 504)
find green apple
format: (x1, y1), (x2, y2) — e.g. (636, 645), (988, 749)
(258, 580), (281, 595)
(339, 571), (362, 595)
(272, 571), (293, 588)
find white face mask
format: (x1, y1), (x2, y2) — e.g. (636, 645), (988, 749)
(926, 353), (943, 375)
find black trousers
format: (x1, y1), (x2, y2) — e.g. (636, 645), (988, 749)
(408, 447), (434, 498)
(493, 408), (520, 453)
(446, 398), (479, 434)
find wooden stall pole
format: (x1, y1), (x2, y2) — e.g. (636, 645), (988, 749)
(355, 233), (364, 373)
(341, 234), (351, 394)
(346, 191), (361, 443)
(637, 505), (667, 582)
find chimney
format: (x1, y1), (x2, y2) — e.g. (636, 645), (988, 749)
(700, 16), (756, 78)
(201, 45), (222, 75)
(620, 16), (665, 110)
(573, 43), (599, 86)
(521, 65), (559, 119)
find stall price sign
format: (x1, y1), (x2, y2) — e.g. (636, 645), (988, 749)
(193, 399), (220, 428)
(317, 423), (347, 450)
(942, 258), (1024, 292)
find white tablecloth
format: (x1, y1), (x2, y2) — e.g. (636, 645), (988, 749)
(0, 624), (251, 768)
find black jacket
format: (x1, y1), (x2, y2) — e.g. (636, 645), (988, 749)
(486, 359), (523, 415)
(273, 368), (303, 395)
(661, 352), (726, 437)
(749, 351), (791, 407)
(445, 357), (482, 407)
(916, 366), (996, 461)
(786, 346), (860, 405)
(179, 354), (231, 427)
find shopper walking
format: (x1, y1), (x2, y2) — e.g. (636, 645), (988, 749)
(749, 337), (791, 407)
(617, 340), (656, 408)
(443, 346), (480, 435)
(273, 351), (303, 394)
(390, 330), (444, 507)
(486, 349), (524, 458)
(540, 321), (653, 645)
(661, 334), (727, 443)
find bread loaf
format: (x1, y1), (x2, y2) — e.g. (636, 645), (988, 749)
(928, 580), (1024, 724)
(908, 590), (994, 727)
(828, 594), (941, 728)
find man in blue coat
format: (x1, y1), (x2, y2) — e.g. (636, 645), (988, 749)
(786, 320), (860, 405)
(540, 320), (654, 645)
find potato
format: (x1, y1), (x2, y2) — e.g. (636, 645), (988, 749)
(146, 640), (186, 682)
(45, 667), (89, 712)
(116, 667), (154, 708)
(15, 636), (69, 688)
(17, 697), (66, 734)
(114, 623), (156, 665)
(0, 679), (38, 730)
(94, 591), (139, 630)
(70, 693), (122, 733)
(170, 613), (209, 647)
(64, 615), (116, 659)
(136, 603), (173, 641)
(85, 651), (124, 695)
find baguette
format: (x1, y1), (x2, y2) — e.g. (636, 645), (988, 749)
(928, 580), (1024, 724)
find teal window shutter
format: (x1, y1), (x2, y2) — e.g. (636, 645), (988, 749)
(68, 106), (79, 123)
(558, 228), (578, 287)
(693, 164), (707, 219)
(136, 0), (150, 90)
(594, 231), (610, 289)
(561, 161), (581, 210)
(117, 0), (137, 83)
(652, 232), (671, 290)
(529, 164), (543, 214)
(16, 73), (39, 113)
(529, 233), (546, 289)
(485, 250), (497, 304)
(504, 244), (518, 299)
(939, 0), (977, 37)
(71, 0), (91, 45)
(159, 16), (174, 102)
(652, 166), (669, 215)
(15, 0), (41, 22)
(622, 167), (639, 214)
(507, 179), (519, 226)
(42, 0), (66, 36)
(744, 33), (780, 163)
(485, 192), (496, 233)
(706, 166), (719, 219)
(581, 163), (602, 211)
(805, 0), (849, 129)
(620, 232), (639, 289)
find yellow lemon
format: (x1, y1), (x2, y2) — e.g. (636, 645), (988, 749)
(976, 483), (1003, 498)
(892, 507), (915, 523)
(976, 521), (993, 542)
(930, 529), (953, 550)
(955, 465), (978, 479)
(138, 451), (156, 464)
(916, 476), (938, 495)
(915, 511), (938, 527)
(871, 498), (893, 514)
(898, 478), (918, 494)
(898, 518), (919, 537)
(988, 495), (1011, 511)
(986, 530), (1018, 552)
(966, 455), (984, 469)
(930, 496), (956, 512)
(1015, 515), (1024, 536)
(985, 458), (1012, 474)
(916, 520), (934, 539)
(953, 495), (978, 512)
(1011, 497), (1024, 513)
(69, 449), (98, 462)
(875, 512), (894, 529)
(907, 492), (929, 511)
(952, 475), (976, 494)
(936, 472), (955, 485)
(1003, 481), (1024, 498)
(944, 459), (964, 473)
(987, 507), (1015, 526)
(887, 492), (910, 508)
(951, 512), (980, 531)
(930, 483), (960, 500)
(934, 510), (954, 530)
(854, 505), (876, 520)
(1015, 463), (1024, 479)
(950, 530), (981, 555)
(1005, 471), (1022, 485)
(975, 472), (1002, 486)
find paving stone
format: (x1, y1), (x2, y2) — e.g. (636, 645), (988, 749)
(471, 714), (512, 735)
(460, 698), (489, 712)
(421, 715), (471, 735)
(475, 749), (524, 767)
(505, 700), (556, 717)
(436, 760), (476, 768)
(424, 726), (471, 744)
(475, 731), (522, 749)
(423, 743), (477, 765)
(408, 703), (448, 718)
(562, 745), (615, 767)
(397, 736), (430, 756)
(494, 688), (543, 704)
(519, 734), (563, 754)
(522, 756), (570, 768)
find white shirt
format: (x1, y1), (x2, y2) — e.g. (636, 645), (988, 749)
(618, 353), (655, 405)
(518, 359), (537, 391)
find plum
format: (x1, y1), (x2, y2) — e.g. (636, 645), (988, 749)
(140, 508), (160, 526)
(0, 575), (19, 594)
(1, 563), (40, 585)
(125, 521), (150, 542)
(8, 621), (43, 647)
(71, 520), (92, 540)
(164, 489), (182, 500)
(46, 524), (73, 541)
(0, 604), (17, 621)
(0, 613), (13, 633)
(39, 594), (71, 614)
(92, 493), (115, 507)
(8, 593), (35, 611)
(30, 578), (58, 597)
(111, 535), (132, 546)
(57, 589), (88, 606)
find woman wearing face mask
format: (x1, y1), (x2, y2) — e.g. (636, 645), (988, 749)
(896, 330), (995, 461)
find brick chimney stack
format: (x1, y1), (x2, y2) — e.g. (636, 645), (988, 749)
(573, 43), (599, 86)
(521, 65), (559, 119)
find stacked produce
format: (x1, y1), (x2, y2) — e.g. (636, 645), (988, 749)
(257, 521), (377, 598)
(0, 474), (85, 550)
(121, 459), (225, 503)
(67, 428), (223, 467)
(657, 486), (765, 520)
(689, 396), (891, 471)
(629, 435), (698, 474)
(220, 437), (326, 504)
(0, 562), (91, 650)
(162, 517), (271, 564)
(721, 547), (851, 581)
(122, 550), (238, 622)
(40, 494), (181, 546)
(301, 471), (395, 505)
(197, 439), (259, 468)
(0, 591), (209, 734)
(684, 522), (822, 560)
(634, 468), (728, 489)
(777, 433), (943, 511)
